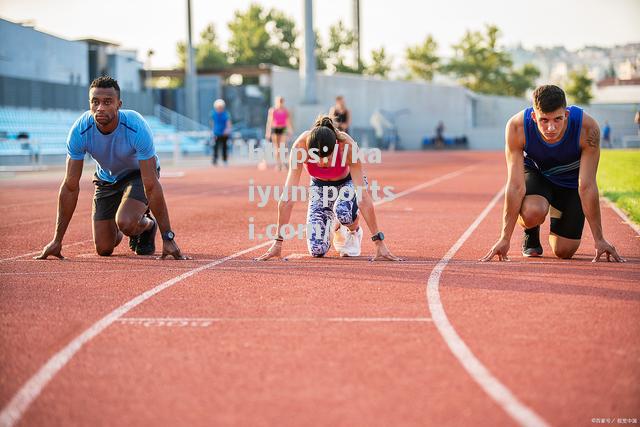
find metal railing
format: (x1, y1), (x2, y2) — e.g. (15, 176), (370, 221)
(153, 104), (209, 133)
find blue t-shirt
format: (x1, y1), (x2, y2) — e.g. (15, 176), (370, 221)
(66, 110), (158, 183)
(211, 110), (230, 136)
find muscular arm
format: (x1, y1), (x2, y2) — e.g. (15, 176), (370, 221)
(578, 117), (603, 241)
(275, 136), (305, 232)
(139, 157), (171, 234)
(345, 139), (380, 236)
(345, 135), (400, 260)
(500, 115), (526, 241)
(578, 116), (624, 262)
(481, 113), (526, 261)
(54, 158), (84, 242)
(256, 134), (305, 260)
(35, 158), (83, 259)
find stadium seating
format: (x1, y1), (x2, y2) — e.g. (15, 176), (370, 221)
(0, 107), (207, 163)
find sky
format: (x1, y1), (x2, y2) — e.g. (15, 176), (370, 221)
(1, 0), (639, 69)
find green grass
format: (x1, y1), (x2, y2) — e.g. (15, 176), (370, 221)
(597, 149), (640, 225)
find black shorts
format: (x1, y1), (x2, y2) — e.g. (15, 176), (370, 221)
(272, 127), (286, 135)
(214, 135), (229, 144)
(524, 166), (585, 239)
(92, 171), (149, 221)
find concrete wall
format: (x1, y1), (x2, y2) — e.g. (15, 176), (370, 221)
(271, 66), (471, 150)
(107, 51), (143, 92)
(0, 19), (88, 86)
(272, 67), (640, 150)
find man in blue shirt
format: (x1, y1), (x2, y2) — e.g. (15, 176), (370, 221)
(36, 76), (189, 260)
(209, 99), (231, 166)
(482, 85), (623, 263)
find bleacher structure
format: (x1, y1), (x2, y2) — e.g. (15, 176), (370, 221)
(0, 107), (210, 166)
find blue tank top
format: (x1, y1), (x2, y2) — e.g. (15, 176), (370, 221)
(523, 105), (583, 188)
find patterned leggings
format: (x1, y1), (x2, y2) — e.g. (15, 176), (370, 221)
(306, 176), (365, 257)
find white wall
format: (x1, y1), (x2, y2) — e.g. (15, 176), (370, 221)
(271, 66), (471, 150)
(272, 67), (639, 150)
(108, 50), (143, 92)
(0, 18), (88, 86)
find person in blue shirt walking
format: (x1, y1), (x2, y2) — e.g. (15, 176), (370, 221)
(210, 99), (232, 166)
(602, 121), (611, 148)
(482, 85), (624, 263)
(35, 76), (189, 260)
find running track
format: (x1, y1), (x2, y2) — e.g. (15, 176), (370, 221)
(0, 151), (638, 426)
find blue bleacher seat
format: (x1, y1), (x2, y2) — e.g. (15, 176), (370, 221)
(0, 107), (204, 160)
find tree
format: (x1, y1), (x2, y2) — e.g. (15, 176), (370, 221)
(366, 47), (392, 78)
(227, 3), (298, 68)
(315, 31), (328, 71)
(177, 23), (228, 70)
(405, 36), (439, 81)
(322, 20), (363, 74)
(565, 68), (593, 105)
(443, 25), (539, 97)
(505, 63), (540, 97)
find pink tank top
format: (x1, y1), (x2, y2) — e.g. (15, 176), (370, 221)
(272, 108), (288, 128)
(305, 143), (350, 180)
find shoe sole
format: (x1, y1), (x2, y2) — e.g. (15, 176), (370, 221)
(522, 249), (543, 257)
(339, 251), (361, 257)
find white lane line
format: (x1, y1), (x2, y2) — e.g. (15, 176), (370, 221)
(0, 163), (478, 427)
(0, 240), (93, 263)
(0, 241), (270, 427)
(603, 197), (640, 236)
(2, 164), (476, 264)
(0, 268), (194, 276)
(117, 316), (432, 325)
(375, 165), (477, 207)
(426, 186), (550, 427)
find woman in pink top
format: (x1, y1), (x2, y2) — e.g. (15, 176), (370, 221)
(257, 116), (400, 261)
(265, 96), (293, 171)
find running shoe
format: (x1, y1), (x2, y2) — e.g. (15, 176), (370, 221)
(522, 225), (543, 257)
(340, 226), (363, 257)
(333, 223), (348, 253)
(135, 214), (157, 256)
(128, 235), (139, 253)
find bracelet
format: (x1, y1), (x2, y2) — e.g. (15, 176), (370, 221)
(274, 237), (284, 242)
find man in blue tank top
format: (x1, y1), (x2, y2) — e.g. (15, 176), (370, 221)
(482, 85), (624, 262)
(35, 76), (189, 260)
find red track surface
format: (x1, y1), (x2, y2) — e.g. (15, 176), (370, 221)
(0, 151), (638, 426)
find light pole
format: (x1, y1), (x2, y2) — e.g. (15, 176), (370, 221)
(352, 0), (360, 70)
(185, 0), (199, 122)
(300, 0), (317, 104)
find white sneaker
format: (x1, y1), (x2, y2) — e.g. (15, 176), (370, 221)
(339, 226), (362, 257)
(332, 224), (348, 253)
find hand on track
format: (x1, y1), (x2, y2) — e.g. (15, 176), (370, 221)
(256, 241), (282, 261)
(159, 240), (191, 260)
(370, 242), (403, 262)
(592, 239), (625, 263)
(34, 240), (64, 260)
(480, 238), (510, 262)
